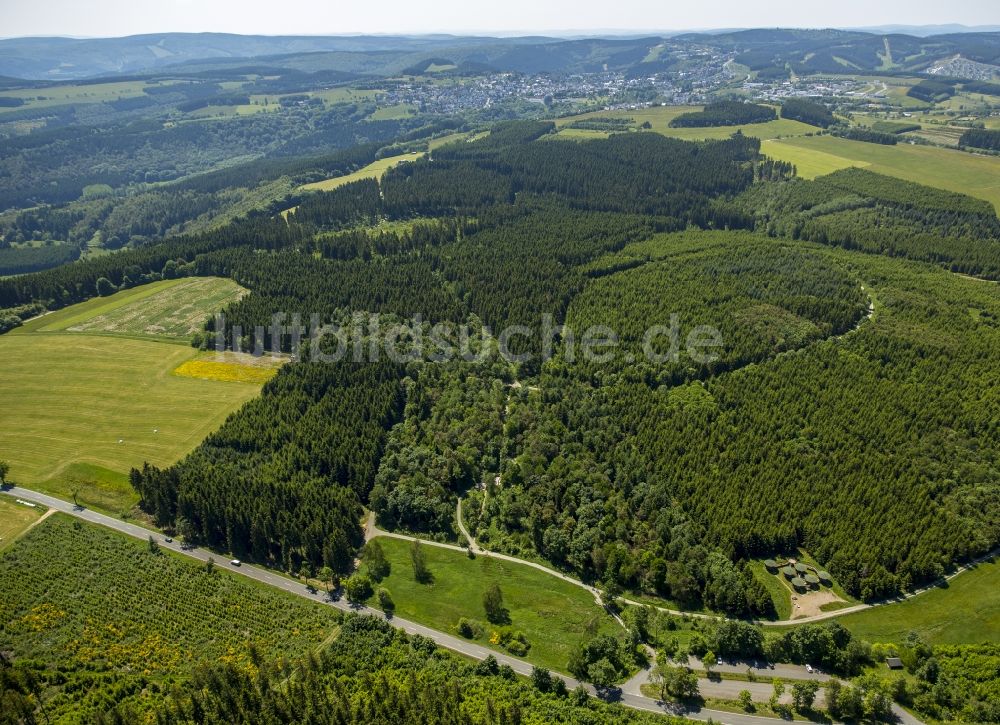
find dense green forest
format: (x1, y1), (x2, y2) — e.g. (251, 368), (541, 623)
(0, 242), (79, 275)
(960, 127), (1000, 151)
(464, 235), (998, 607)
(2, 122), (997, 608)
(669, 101), (776, 127)
(3, 108), (1000, 722)
(779, 98), (835, 128)
(833, 127), (898, 145)
(132, 616), (680, 725)
(741, 168), (1000, 278)
(906, 78), (956, 103)
(130, 360), (405, 573)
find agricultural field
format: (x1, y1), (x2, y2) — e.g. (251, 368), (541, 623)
(0, 332), (263, 513)
(428, 130), (482, 150)
(363, 536), (622, 673)
(0, 79), (157, 113)
(185, 102), (274, 118)
(0, 497), (46, 552)
(554, 105), (817, 142)
(300, 151), (423, 191)
(763, 134), (1000, 211)
(368, 102), (419, 120)
(830, 557), (1000, 646)
(11, 277), (231, 341)
(545, 127), (612, 141)
(309, 87), (381, 104)
(58, 277), (247, 340)
(760, 138), (862, 178)
(173, 351), (283, 384)
(904, 124), (966, 147)
(0, 514), (336, 719)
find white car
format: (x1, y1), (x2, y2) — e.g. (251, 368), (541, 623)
(230, 559), (242, 566)
(805, 664), (814, 673)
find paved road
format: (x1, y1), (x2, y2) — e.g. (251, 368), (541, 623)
(4, 484), (818, 725)
(686, 657), (832, 683)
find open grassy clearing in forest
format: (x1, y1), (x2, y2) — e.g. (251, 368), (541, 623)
(60, 277), (246, 340)
(760, 138), (864, 178)
(0, 80), (158, 113)
(554, 105), (818, 142)
(763, 134), (1000, 211)
(299, 152), (424, 191)
(0, 514), (335, 718)
(363, 536), (621, 673)
(14, 277), (246, 341)
(0, 334), (263, 513)
(0, 497), (46, 552)
(829, 557), (1000, 645)
(368, 103), (419, 120)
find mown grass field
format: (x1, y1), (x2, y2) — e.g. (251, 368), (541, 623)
(763, 134), (1000, 211)
(14, 277), (244, 340)
(59, 277), (246, 340)
(0, 514), (335, 718)
(760, 138), (864, 178)
(364, 536), (621, 673)
(300, 152), (424, 191)
(829, 557), (1000, 645)
(0, 332), (263, 513)
(0, 497), (45, 552)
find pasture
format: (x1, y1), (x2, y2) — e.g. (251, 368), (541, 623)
(364, 536), (622, 673)
(0, 332), (263, 513)
(299, 152), (423, 191)
(763, 134), (1000, 211)
(830, 557), (1000, 645)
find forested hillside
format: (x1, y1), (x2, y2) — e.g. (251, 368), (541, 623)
(3, 120), (999, 632)
(741, 168), (1000, 278)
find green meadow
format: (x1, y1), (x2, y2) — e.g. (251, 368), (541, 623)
(554, 105), (817, 141)
(363, 536), (622, 673)
(1, 279), (265, 514)
(763, 134), (1000, 211)
(0, 80), (158, 113)
(830, 558), (1000, 645)
(299, 152), (424, 191)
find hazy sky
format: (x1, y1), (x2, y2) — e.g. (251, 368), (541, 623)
(1, 0), (998, 38)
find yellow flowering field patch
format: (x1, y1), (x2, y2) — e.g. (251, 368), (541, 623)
(172, 359), (277, 385)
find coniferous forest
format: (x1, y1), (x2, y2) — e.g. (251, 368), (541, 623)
(3, 114), (1000, 723)
(2, 123), (998, 604)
